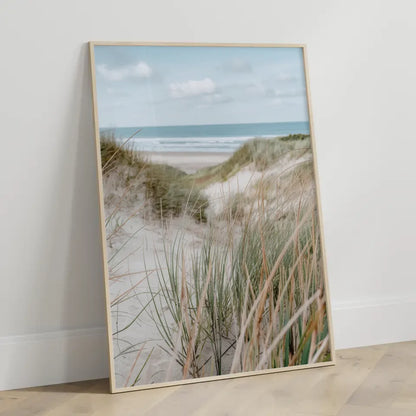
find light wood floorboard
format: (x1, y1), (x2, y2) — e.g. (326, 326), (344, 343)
(0, 341), (415, 415)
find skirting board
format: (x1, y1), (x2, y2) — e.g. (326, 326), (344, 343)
(0, 327), (108, 391)
(332, 296), (416, 350)
(1, 297), (415, 391)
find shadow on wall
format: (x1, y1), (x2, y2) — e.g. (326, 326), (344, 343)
(59, 43), (108, 381)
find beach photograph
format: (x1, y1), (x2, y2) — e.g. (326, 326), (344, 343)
(91, 44), (333, 390)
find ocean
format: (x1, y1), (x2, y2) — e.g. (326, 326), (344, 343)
(100, 121), (310, 153)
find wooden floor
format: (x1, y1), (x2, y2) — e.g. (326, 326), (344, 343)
(0, 341), (415, 415)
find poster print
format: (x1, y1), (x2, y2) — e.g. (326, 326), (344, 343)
(90, 43), (334, 392)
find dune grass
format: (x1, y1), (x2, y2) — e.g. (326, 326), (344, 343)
(101, 133), (310, 224)
(188, 134), (311, 187)
(146, 172), (330, 379)
(101, 135), (208, 222)
(102, 132), (330, 385)
(143, 164), (208, 223)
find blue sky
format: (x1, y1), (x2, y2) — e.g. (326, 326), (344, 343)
(94, 45), (309, 127)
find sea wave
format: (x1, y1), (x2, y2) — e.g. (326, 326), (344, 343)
(116, 135), (279, 153)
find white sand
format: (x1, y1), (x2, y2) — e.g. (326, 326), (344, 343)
(145, 151), (230, 174)
(107, 210), (207, 387)
(204, 153), (313, 215)
(105, 148), (314, 388)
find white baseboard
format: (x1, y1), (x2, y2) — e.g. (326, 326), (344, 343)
(332, 296), (416, 350)
(0, 327), (108, 391)
(1, 297), (415, 391)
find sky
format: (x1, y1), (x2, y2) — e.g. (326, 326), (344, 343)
(94, 45), (309, 128)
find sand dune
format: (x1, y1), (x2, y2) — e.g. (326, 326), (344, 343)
(102, 135), (326, 388)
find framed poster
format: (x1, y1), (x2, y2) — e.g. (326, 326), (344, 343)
(89, 42), (334, 393)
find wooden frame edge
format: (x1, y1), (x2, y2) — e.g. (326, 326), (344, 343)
(113, 360), (335, 393)
(88, 41), (335, 394)
(302, 45), (337, 364)
(89, 41), (307, 48)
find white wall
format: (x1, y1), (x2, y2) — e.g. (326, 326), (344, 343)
(1, 0), (415, 391)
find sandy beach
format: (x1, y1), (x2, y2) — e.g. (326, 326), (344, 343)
(144, 151), (230, 173)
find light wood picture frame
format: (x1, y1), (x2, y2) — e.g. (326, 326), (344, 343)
(89, 42), (335, 393)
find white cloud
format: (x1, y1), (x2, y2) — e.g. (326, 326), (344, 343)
(200, 93), (233, 106)
(97, 62), (153, 81)
(169, 78), (216, 98)
(244, 82), (304, 100)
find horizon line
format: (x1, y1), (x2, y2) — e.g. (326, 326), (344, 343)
(100, 120), (310, 129)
